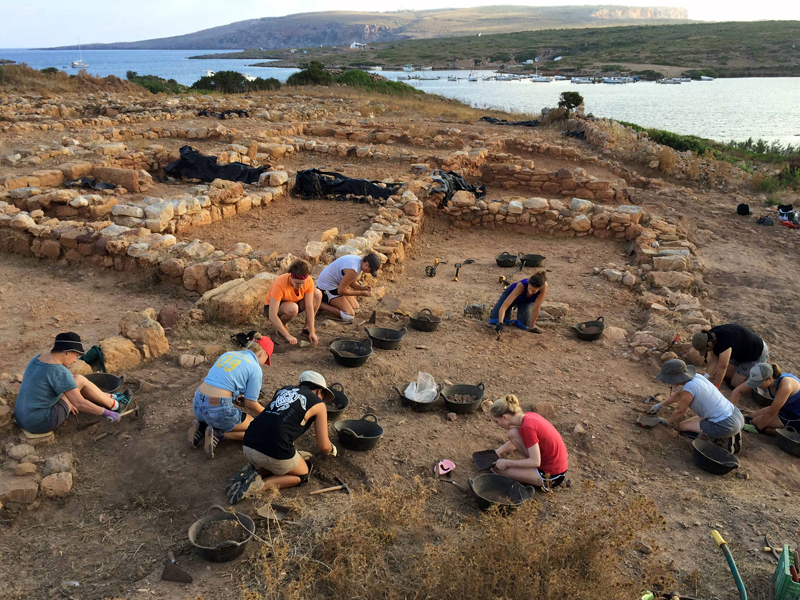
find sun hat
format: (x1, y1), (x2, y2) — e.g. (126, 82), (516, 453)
(51, 332), (86, 355)
(746, 363), (773, 388)
(691, 331), (710, 352)
(656, 359), (697, 385)
(255, 336), (274, 366)
(364, 253), (382, 273)
(299, 371), (334, 402)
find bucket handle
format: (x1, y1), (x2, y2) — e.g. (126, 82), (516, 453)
(477, 382), (485, 391)
(499, 251), (513, 257)
(339, 426), (363, 439)
(786, 426), (798, 435)
(523, 485), (536, 499)
(467, 478), (475, 494)
(362, 412), (379, 424)
(394, 386), (406, 399)
(596, 316), (605, 323)
(330, 382), (344, 392)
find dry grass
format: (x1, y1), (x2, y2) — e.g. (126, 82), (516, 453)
(240, 477), (671, 600)
(0, 63), (144, 93)
(657, 146), (678, 175)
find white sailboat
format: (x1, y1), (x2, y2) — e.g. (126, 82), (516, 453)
(447, 75), (458, 82)
(529, 65), (552, 82)
(700, 75), (715, 81)
(658, 78), (682, 84)
(71, 38), (88, 68)
(468, 72), (479, 82)
(571, 77), (592, 84)
(204, 70), (215, 77)
(403, 64), (415, 72)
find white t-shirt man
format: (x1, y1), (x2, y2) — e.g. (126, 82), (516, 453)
(682, 375), (735, 423)
(316, 255), (362, 297)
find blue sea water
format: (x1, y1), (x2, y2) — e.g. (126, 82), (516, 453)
(2, 48), (799, 146)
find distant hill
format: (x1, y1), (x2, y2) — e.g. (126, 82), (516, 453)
(46, 5), (690, 50)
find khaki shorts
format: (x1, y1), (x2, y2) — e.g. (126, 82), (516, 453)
(244, 446), (300, 475)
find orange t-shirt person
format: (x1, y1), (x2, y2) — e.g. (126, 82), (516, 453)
(264, 260), (321, 346)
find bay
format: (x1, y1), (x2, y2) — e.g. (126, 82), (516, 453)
(2, 48), (798, 146)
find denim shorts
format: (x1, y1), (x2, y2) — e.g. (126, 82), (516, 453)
(192, 389), (243, 433)
(700, 407), (744, 439)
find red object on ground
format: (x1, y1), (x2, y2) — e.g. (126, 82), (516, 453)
(791, 565), (799, 583)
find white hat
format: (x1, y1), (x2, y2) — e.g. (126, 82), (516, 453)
(299, 371), (334, 402)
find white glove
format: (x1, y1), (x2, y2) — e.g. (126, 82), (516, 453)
(326, 444), (338, 457)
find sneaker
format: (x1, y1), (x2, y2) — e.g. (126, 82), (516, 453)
(339, 310), (354, 323)
(503, 318), (516, 326)
(227, 466), (262, 505)
(204, 426), (222, 460)
(530, 326), (542, 334)
(226, 464), (256, 500)
(187, 419), (207, 449)
(113, 389), (132, 411)
(726, 431), (743, 454)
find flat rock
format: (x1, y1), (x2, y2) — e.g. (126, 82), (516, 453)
(0, 472), (39, 505)
(41, 472), (73, 498)
(43, 452), (75, 477)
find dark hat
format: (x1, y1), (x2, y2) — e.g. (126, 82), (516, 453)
(51, 332), (86, 355)
(656, 358), (696, 385)
(363, 253), (382, 273)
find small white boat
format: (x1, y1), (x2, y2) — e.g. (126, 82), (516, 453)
(468, 73), (479, 82)
(372, 66), (383, 71)
(571, 77), (592, 84)
(603, 77), (627, 84)
(553, 75), (568, 81)
(419, 74), (440, 80)
(204, 70), (215, 77)
(403, 64), (415, 72)
(658, 78), (682, 84)
(530, 75), (552, 83)
(677, 77), (692, 83)
(700, 75), (714, 81)
(447, 75), (458, 82)
(71, 38), (88, 68)
(421, 66), (433, 71)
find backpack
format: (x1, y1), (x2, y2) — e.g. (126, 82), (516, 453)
(230, 330), (258, 347)
(736, 203), (751, 216)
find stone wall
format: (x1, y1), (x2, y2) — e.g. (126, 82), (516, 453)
(478, 163), (628, 201)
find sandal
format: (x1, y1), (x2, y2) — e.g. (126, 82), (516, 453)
(113, 389), (132, 410)
(301, 328), (311, 341)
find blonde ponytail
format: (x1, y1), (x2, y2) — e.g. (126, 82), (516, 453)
(490, 394), (523, 418)
(245, 333), (264, 356)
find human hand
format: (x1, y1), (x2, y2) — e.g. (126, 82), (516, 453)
(286, 335), (298, 345)
(309, 332), (319, 346)
(362, 289), (373, 297)
(656, 417), (669, 426)
(648, 403), (663, 415)
(495, 323), (504, 334)
(101, 409), (121, 423)
(494, 459), (511, 471)
(65, 398), (78, 415)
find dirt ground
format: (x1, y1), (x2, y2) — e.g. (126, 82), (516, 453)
(1, 96), (800, 600)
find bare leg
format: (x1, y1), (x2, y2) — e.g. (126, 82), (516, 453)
(260, 458), (308, 490)
(222, 414), (253, 442)
(753, 413), (784, 437)
(345, 295), (360, 311)
(278, 302), (299, 324)
(730, 372), (747, 388)
(678, 416), (703, 433)
(496, 465), (545, 486)
(321, 295), (355, 318)
(74, 374), (115, 409)
(506, 427), (530, 457)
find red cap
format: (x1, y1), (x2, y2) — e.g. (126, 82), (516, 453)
(255, 336), (274, 366)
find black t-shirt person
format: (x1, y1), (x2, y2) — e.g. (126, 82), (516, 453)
(708, 324), (764, 364)
(243, 384), (322, 459)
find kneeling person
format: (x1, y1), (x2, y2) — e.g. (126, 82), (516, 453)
(15, 333), (130, 433)
(318, 253), (381, 322)
(732, 363), (800, 435)
(227, 371), (337, 503)
(264, 259), (321, 346)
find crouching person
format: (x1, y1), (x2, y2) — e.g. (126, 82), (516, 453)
(15, 333), (131, 433)
(488, 394), (568, 490)
(651, 359), (745, 453)
(226, 371), (338, 503)
(188, 334), (274, 459)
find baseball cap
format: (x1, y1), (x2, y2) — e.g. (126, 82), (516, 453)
(746, 363), (773, 388)
(364, 253), (382, 273)
(255, 336), (274, 366)
(691, 331), (710, 352)
(299, 371), (334, 402)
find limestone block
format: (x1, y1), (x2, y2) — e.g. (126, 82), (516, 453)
(571, 214), (591, 232)
(0, 473), (39, 505)
(41, 472), (73, 498)
(507, 201), (524, 215)
(647, 271), (694, 289)
(118, 309), (169, 358)
(570, 198), (594, 214)
(450, 190), (476, 208)
(99, 337), (141, 372)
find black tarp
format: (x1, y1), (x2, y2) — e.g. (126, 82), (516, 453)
(292, 169), (402, 201)
(64, 177), (117, 190)
(165, 145), (270, 184)
(480, 116), (540, 128)
(430, 169), (486, 208)
(197, 109), (250, 119)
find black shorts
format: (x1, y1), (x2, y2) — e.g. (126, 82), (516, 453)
(537, 469), (567, 491)
(321, 289), (339, 303)
(778, 412), (800, 430)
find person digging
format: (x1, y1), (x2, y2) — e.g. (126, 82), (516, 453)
(730, 363), (800, 435)
(264, 259), (321, 346)
(226, 371), (338, 504)
(188, 333), (274, 459)
(488, 272), (547, 335)
(691, 324), (769, 390)
(14, 333), (132, 433)
(649, 358), (744, 453)
(317, 253), (382, 322)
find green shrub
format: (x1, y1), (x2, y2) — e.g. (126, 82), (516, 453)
(631, 69), (664, 81)
(557, 91), (584, 113)
(335, 69), (422, 97)
(189, 71), (279, 94)
(489, 52), (511, 63)
(129, 73), (186, 94)
(286, 61), (334, 86)
(40, 67), (59, 75)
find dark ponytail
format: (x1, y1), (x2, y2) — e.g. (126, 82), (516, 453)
(529, 271), (547, 288)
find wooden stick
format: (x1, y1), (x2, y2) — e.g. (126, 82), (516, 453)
(309, 485), (344, 496)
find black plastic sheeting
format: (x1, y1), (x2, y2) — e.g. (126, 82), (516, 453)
(65, 177), (117, 190)
(292, 169), (402, 201)
(430, 169), (486, 208)
(197, 109), (250, 119)
(562, 130), (587, 140)
(480, 116), (540, 128)
(165, 145), (270, 184)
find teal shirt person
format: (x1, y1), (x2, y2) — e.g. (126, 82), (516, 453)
(203, 350), (263, 400)
(14, 355), (77, 433)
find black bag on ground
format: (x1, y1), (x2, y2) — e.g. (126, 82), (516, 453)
(230, 331), (258, 347)
(480, 116), (540, 128)
(65, 177), (117, 190)
(292, 169), (402, 200)
(431, 169), (486, 208)
(756, 216), (774, 226)
(736, 203), (752, 216)
(165, 145), (270, 184)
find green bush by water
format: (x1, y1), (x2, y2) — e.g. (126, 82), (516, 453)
(189, 71), (280, 94)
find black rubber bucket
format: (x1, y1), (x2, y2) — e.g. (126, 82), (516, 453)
(188, 505), (255, 563)
(495, 252), (518, 268)
(776, 426), (800, 457)
(518, 253), (545, 267)
(396, 385), (440, 412)
(692, 437), (739, 475)
(441, 382), (485, 414)
(330, 339), (373, 368)
(364, 326), (407, 350)
(408, 309), (441, 332)
(468, 473), (535, 513)
(326, 382), (350, 420)
(572, 316), (605, 341)
(334, 413), (384, 451)
(84, 373), (125, 393)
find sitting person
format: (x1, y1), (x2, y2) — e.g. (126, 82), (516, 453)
(14, 333), (131, 433)
(226, 371), (338, 503)
(692, 324), (768, 389)
(731, 363), (800, 435)
(488, 394), (568, 490)
(650, 358), (744, 452)
(264, 259), (321, 346)
(188, 333), (274, 459)
(317, 253), (381, 322)
(488, 272), (547, 334)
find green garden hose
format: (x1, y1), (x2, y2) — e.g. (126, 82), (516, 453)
(712, 530), (747, 600)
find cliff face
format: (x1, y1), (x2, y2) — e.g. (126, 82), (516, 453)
(592, 7), (689, 20)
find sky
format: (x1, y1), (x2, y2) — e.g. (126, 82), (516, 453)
(2, 0), (799, 48)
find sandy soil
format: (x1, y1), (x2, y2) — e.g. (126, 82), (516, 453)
(1, 99), (799, 600)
